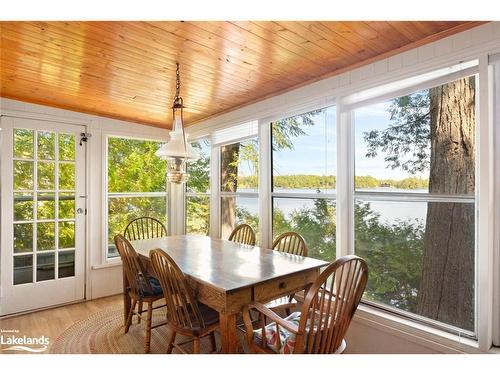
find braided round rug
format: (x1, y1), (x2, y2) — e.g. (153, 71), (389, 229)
(49, 306), (221, 354)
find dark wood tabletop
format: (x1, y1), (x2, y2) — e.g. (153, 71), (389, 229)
(131, 235), (329, 292)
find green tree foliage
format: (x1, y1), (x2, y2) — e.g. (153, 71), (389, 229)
(364, 92), (430, 174)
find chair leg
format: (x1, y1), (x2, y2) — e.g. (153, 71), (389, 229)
(125, 299), (137, 334)
(209, 331), (217, 353)
(137, 300), (143, 324)
(166, 331), (176, 354)
(144, 302), (153, 353)
(193, 337), (200, 354)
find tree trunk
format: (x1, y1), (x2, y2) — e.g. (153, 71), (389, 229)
(220, 143), (240, 239)
(417, 77), (475, 331)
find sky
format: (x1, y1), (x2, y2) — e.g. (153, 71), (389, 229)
(270, 102), (430, 181)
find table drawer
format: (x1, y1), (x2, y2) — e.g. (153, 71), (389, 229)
(253, 270), (317, 303)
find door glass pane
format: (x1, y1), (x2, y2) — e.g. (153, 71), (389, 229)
(37, 193), (55, 220)
(37, 161), (55, 190)
(14, 161), (34, 190)
(59, 221), (75, 249)
(59, 194), (75, 219)
(59, 251), (75, 278)
(14, 223), (33, 253)
(59, 134), (75, 161)
(186, 195), (210, 235)
(59, 163), (75, 190)
(37, 131), (55, 160)
(221, 196), (259, 242)
(14, 193), (34, 221)
(14, 255), (33, 285)
(14, 129), (34, 159)
(273, 197), (336, 261)
(37, 222), (55, 251)
(37, 252), (55, 281)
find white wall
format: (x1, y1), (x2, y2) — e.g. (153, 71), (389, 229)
(1, 22), (500, 353)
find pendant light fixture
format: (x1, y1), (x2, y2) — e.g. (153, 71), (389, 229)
(155, 63), (199, 184)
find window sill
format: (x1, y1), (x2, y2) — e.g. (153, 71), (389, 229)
(91, 259), (122, 270)
(353, 304), (481, 353)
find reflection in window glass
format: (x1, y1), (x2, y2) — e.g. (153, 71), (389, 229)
(272, 106), (336, 193)
(273, 198), (336, 261)
(37, 252), (55, 281)
(354, 75), (476, 333)
(14, 255), (33, 285)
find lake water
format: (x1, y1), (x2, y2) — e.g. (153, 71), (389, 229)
(235, 188), (429, 225)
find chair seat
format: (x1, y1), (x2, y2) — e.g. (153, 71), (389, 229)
(197, 302), (219, 327)
(140, 276), (163, 297)
(253, 311), (301, 354)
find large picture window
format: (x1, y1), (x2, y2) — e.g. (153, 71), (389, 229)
(220, 138), (259, 241)
(353, 75), (477, 335)
(271, 106), (336, 261)
(185, 139), (210, 235)
(106, 136), (167, 258)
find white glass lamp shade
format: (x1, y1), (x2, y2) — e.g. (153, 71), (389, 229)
(155, 130), (199, 160)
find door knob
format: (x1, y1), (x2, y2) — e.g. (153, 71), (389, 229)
(76, 208), (84, 214)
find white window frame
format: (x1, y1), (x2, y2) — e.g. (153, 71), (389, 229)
(102, 134), (169, 262)
(214, 133), (260, 241)
(267, 103), (339, 252)
(184, 137), (211, 236)
(345, 64), (480, 339)
(197, 53), (498, 352)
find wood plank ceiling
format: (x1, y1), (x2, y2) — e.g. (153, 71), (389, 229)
(0, 21), (484, 129)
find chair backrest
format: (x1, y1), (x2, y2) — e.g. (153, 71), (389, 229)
(149, 248), (205, 331)
(123, 216), (167, 241)
(272, 232), (308, 256)
(114, 234), (154, 297)
(295, 255), (368, 354)
(228, 223), (256, 246)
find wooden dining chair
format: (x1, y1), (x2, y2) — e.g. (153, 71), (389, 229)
(114, 234), (167, 353)
(228, 223), (256, 246)
(242, 255), (368, 354)
(272, 232), (308, 256)
(269, 232), (309, 312)
(123, 216), (167, 241)
(149, 248), (219, 354)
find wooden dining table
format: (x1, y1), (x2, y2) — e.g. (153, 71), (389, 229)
(127, 235), (329, 353)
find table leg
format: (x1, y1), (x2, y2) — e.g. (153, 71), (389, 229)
(218, 312), (239, 354)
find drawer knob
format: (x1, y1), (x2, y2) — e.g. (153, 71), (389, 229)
(279, 281), (286, 289)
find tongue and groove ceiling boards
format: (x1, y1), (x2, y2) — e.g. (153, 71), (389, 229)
(0, 21), (484, 128)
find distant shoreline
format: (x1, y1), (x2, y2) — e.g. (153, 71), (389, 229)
(236, 174), (429, 190)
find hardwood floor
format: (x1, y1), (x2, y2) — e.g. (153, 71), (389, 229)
(0, 294), (122, 354)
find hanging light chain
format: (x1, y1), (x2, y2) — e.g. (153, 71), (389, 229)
(175, 62), (181, 99)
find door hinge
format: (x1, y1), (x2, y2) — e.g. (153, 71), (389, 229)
(79, 132), (92, 146)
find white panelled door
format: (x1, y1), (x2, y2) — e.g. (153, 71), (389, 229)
(0, 117), (86, 315)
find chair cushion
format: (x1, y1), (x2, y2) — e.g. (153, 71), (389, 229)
(253, 311), (301, 354)
(139, 276), (163, 297)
